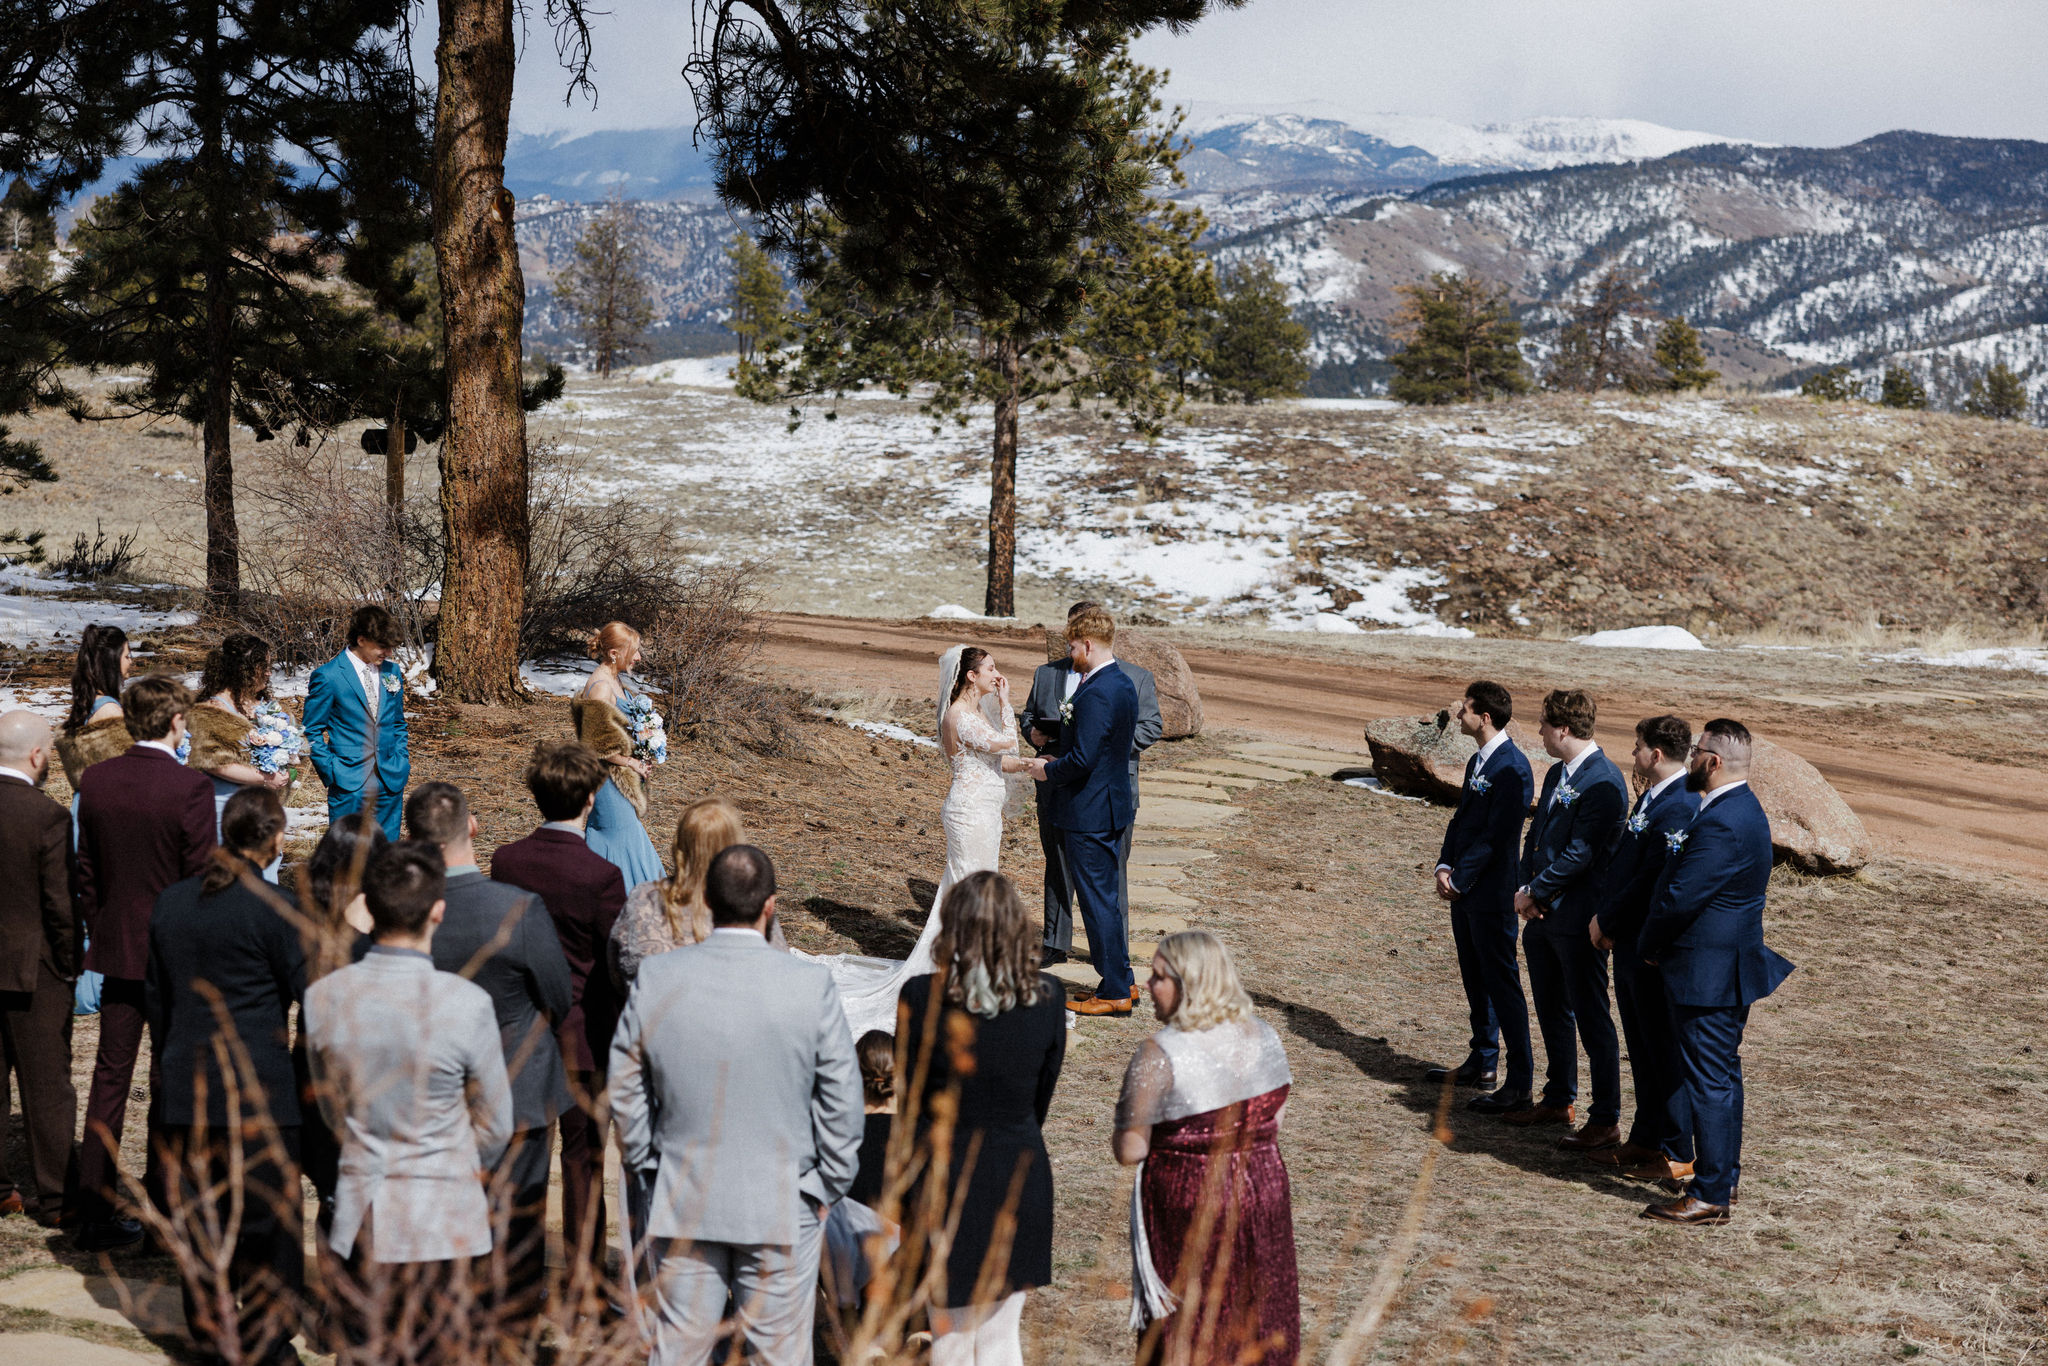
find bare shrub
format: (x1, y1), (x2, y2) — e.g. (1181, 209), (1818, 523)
(639, 560), (800, 756)
(522, 440), (696, 658)
(53, 520), (141, 581)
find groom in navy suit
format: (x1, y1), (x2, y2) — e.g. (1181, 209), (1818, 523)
(1428, 681), (1535, 1112)
(1638, 718), (1794, 1225)
(1029, 606), (1139, 1018)
(1512, 689), (1628, 1147)
(1587, 714), (1701, 1183)
(303, 604), (411, 839)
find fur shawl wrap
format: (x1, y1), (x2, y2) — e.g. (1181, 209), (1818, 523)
(572, 698), (646, 815)
(186, 702), (254, 774)
(56, 715), (134, 788)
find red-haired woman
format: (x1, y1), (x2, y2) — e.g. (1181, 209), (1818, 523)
(571, 621), (663, 889)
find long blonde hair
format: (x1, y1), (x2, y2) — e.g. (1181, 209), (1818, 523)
(1153, 930), (1254, 1031)
(662, 798), (745, 944)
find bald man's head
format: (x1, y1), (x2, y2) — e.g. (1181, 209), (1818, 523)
(0, 710), (51, 785)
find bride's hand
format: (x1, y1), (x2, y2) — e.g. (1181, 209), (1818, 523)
(1000, 755), (1029, 774)
(995, 674), (1012, 705)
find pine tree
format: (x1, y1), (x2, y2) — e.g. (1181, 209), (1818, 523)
(1388, 273), (1530, 405)
(554, 194), (656, 378)
(1962, 362), (2030, 421)
(1075, 201), (1218, 426)
(1207, 256), (1310, 404)
(726, 233), (792, 368)
(1, 179), (56, 288)
(1545, 267), (1658, 392)
(1800, 366), (1859, 401)
(1654, 318), (1719, 392)
(1879, 364), (1927, 410)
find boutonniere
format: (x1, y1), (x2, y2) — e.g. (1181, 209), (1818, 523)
(1058, 699), (1075, 725)
(1555, 782), (1581, 808)
(1467, 773), (1491, 794)
(1627, 811), (1650, 835)
(1665, 829), (1689, 853)
(382, 671), (401, 694)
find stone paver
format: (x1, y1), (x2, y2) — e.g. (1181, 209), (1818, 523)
(1138, 798), (1242, 830)
(1171, 758), (1309, 783)
(1142, 781), (1239, 804)
(1148, 770), (1264, 790)
(0, 1268), (184, 1337)
(1234, 742), (1378, 771)
(1127, 847), (1216, 866)
(0, 1332), (172, 1365)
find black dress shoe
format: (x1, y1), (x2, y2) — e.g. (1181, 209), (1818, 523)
(1039, 946), (1070, 965)
(1465, 1087), (1532, 1114)
(76, 1216), (144, 1253)
(1423, 1059), (1497, 1088)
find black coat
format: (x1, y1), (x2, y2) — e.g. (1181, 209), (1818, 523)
(900, 971), (1066, 1305)
(431, 870), (575, 1130)
(145, 875), (308, 1127)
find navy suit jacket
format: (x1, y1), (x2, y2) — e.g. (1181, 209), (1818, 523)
(1021, 658), (1161, 822)
(1039, 663), (1138, 834)
(303, 651), (410, 797)
(1519, 748), (1628, 932)
(1594, 778), (1701, 958)
(1436, 737), (1533, 908)
(1639, 783), (1795, 1009)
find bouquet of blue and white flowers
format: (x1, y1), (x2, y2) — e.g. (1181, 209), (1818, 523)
(245, 698), (307, 779)
(622, 692), (667, 767)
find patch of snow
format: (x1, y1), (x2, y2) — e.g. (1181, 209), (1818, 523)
(1574, 626), (1709, 651)
(1290, 397), (1401, 411)
(1873, 646), (2048, 675)
(0, 593), (198, 650)
(927, 604), (989, 620)
(1342, 773), (1430, 803)
(628, 355), (741, 388)
(840, 718), (940, 749)
(0, 685), (70, 720)
(520, 658), (595, 695)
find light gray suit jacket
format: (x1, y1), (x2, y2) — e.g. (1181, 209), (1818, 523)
(610, 927), (863, 1247)
(304, 948), (514, 1263)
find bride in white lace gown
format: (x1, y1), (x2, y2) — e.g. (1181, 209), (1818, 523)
(815, 646), (1029, 1037)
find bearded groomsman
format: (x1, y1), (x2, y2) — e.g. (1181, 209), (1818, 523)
(1587, 715), (1701, 1184)
(1512, 689), (1628, 1147)
(1638, 718), (1795, 1225)
(305, 604), (411, 840)
(1427, 681), (1534, 1113)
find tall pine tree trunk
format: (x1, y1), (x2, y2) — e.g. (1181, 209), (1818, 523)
(984, 335), (1020, 618)
(198, 9), (238, 611)
(386, 393), (406, 523)
(431, 0), (528, 701)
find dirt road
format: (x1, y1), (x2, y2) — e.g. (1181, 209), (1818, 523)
(764, 612), (2048, 880)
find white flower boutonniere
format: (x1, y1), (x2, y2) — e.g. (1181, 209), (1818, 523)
(1665, 829), (1689, 853)
(1468, 773), (1492, 794)
(1058, 699), (1075, 725)
(1627, 811), (1650, 835)
(1555, 782), (1581, 808)
(382, 671), (401, 695)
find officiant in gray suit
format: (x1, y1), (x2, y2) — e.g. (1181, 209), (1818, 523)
(610, 844), (863, 1366)
(1021, 601), (1162, 965)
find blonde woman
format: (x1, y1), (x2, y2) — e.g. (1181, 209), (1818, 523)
(608, 796), (787, 989)
(573, 621), (664, 889)
(899, 871), (1065, 1366)
(1115, 932), (1298, 1366)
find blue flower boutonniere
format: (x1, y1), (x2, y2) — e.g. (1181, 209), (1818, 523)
(1468, 773), (1492, 794)
(1627, 811), (1650, 835)
(1555, 782), (1581, 808)
(1665, 829), (1689, 854)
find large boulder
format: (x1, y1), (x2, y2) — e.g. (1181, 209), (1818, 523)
(1043, 627), (1203, 739)
(1363, 713), (1547, 806)
(1749, 737), (1871, 875)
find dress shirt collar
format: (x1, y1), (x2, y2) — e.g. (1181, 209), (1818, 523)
(1474, 729), (1510, 764)
(136, 738), (180, 759)
(0, 765), (32, 784)
(1079, 654), (1118, 685)
(1559, 743), (1600, 778)
(540, 821), (587, 839)
(367, 944), (432, 963)
(709, 926), (765, 943)
(1697, 777), (1747, 810)
(347, 648), (383, 679)
(444, 863), (481, 879)
(1062, 665), (1082, 699)
(1644, 769), (1687, 804)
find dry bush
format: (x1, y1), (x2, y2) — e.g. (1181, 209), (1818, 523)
(522, 440), (698, 658)
(640, 560), (801, 756)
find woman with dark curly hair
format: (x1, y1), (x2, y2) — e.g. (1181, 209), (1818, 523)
(189, 634), (288, 879)
(55, 624), (135, 1016)
(898, 870), (1066, 1366)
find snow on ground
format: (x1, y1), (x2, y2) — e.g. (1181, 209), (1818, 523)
(839, 718), (940, 749)
(521, 658), (596, 695)
(1574, 626), (1709, 651)
(0, 582), (199, 649)
(1874, 646), (2048, 675)
(0, 684), (70, 720)
(627, 355), (740, 388)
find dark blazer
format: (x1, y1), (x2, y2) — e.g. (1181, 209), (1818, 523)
(1437, 737), (1533, 903)
(77, 744), (217, 980)
(1594, 778), (1701, 957)
(490, 828), (628, 1074)
(1021, 659), (1163, 816)
(303, 651), (410, 797)
(145, 875), (309, 1127)
(1038, 662), (1139, 833)
(0, 775), (80, 990)
(1639, 783), (1795, 1009)
(431, 869), (575, 1130)
(1519, 747), (1629, 931)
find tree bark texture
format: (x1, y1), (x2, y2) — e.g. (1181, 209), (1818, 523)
(984, 335), (1021, 619)
(432, 0), (529, 701)
(199, 5), (239, 611)
(386, 393), (406, 521)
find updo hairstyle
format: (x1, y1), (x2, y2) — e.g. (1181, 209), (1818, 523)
(590, 620), (642, 667)
(948, 646), (991, 705)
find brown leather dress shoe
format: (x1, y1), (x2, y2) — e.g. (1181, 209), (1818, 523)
(1132, 984), (1146, 1002)
(1588, 1140), (1662, 1169)
(1557, 1122), (1622, 1152)
(1503, 1102), (1574, 1128)
(0, 1191), (24, 1218)
(1640, 1194), (1730, 1225)
(1623, 1155), (1695, 1182)
(1068, 995), (1134, 1016)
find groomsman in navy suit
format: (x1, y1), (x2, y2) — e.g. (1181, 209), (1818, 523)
(1587, 715), (1701, 1183)
(303, 605), (411, 839)
(1427, 681), (1535, 1112)
(1638, 718), (1795, 1225)
(1029, 607), (1140, 1018)
(1512, 690), (1628, 1146)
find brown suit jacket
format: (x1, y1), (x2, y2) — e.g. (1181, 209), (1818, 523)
(0, 773), (79, 991)
(77, 744), (216, 981)
(490, 827), (627, 1074)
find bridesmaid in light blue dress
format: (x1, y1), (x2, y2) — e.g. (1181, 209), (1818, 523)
(571, 622), (663, 890)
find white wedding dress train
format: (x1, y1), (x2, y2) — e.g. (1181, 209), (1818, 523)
(812, 699), (1020, 1038)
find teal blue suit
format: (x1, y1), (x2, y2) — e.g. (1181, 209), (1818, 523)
(303, 652), (410, 838)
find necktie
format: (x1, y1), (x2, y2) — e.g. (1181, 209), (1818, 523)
(361, 662), (379, 722)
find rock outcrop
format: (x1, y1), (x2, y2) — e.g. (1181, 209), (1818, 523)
(1042, 628), (1203, 739)
(1363, 713), (1545, 806)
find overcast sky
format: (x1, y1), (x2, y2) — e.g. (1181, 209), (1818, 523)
(461, 0), (2048, 146)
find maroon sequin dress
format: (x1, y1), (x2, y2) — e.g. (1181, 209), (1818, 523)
(1137, 1084), (1299, 1366)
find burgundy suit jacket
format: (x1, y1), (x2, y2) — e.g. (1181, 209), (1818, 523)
(77, 745), (217, 981)
(490, 827), (628, 1074)
(0, 775), (79, 992)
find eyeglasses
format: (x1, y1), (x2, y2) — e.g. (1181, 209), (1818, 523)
(1688, 744), (1723, 760)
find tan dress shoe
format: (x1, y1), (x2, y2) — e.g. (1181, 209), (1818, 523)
(1557, 1122), (1623, 1152)
(1640, 1194), (1730, 1225)
(1623, 1154), (1695, 1181)
(1588, 1140), (1664, 1169)
(1503, 1102), (1574, 1128)
(1068, 995), (1133, 1016)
